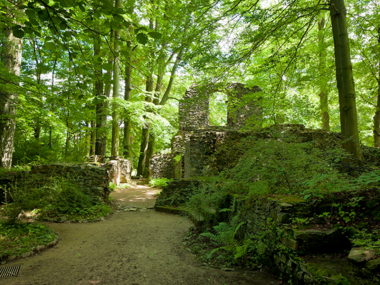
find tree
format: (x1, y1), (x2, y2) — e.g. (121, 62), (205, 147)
(0, 0), (23, 168)
(330, 0), (362, 161)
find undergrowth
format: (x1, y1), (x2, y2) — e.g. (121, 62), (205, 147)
(0, 222), (58, 259)
(0, 175), (112, 224)
(182, 130), (380, 277)
(149, 177), (173, 188)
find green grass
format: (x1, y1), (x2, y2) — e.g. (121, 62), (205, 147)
(0, 222), (57, 258)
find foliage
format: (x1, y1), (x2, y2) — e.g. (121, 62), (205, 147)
(148, 178), (173, 188)
(200, 216), (247, 260)
(0, 222), (58, 258)
(219, 132), (358, 197)
(0, 175), (112, 224)
(350, 229), (380, 255)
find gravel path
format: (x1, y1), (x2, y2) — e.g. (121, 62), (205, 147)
(1, 182), (281, 285)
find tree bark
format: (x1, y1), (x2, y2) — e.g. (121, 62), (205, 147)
(90, 120), (96, 155)
(373, 27), (380, 148)
(159, 48), (183, 105)
(0, 19), (23, 168)
(318, 15), (330, 131)
(123, 40), (133, 158)
(137, 75), (154, 177)
(111, 0), (122, 157)
(330, 0), (362, 161)
(94, 21), (107, 157)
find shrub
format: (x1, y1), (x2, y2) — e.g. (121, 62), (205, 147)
(148, 177), (173, 188)
(0, 175), (111, 224)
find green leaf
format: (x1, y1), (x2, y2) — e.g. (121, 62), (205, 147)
(45, 42), (56, 51)
(113, 14), (124, 23)
(25, 9), (36, 18)
(28, 19), (39, 26)
(121, 50), (130, 57)
(115, 8), (126, 14)
(111, 20), (121, 30)
(148, 31), (161, 39)
(59, 22), (67, 30)
(78, 4), (85, 12)
(63, 31), (71, 38)
(12, 25), (22, 31)
(38, 10), (49, 20)
(136, 33), (148, 45)
(123, 21), (132, 28)
(103, 73), (112, 81)
(13, 29), (25, 39)
(102, 63), (113, 71)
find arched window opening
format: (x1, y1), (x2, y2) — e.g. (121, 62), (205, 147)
(209, 92), (228, 126)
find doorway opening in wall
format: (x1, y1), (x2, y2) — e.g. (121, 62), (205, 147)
(209, 92), (228, 126)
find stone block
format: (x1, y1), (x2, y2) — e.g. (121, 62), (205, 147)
(365, 258), (380, 271)
(277, 212), (290, 223)
(281, 237), (299, 251)
(348, 247), (377, 263)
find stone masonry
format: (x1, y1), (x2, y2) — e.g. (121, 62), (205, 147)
(151, 83), (263, 179)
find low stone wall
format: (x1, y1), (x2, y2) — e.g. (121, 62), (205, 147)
(29, 163), (111, 201)
(0, 163), (111, 204)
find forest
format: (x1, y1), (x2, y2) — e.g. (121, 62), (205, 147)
(0, 0), (379, 170)
(1, 0), (380, 283)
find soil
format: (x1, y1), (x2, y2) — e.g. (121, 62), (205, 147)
(1, 181), (281, 285)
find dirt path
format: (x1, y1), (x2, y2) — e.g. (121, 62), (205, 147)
(2, 182), (281, 285)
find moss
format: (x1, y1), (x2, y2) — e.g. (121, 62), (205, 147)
(304, 254), (373, 284)
(271, 194), (305, 204)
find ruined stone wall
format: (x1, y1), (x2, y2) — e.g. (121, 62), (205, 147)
(85, 156), (132, 185)
(0, 164), (111, 204)
(179, 86), (209, 131)
(225, 83), (262, 127)
(150, 153), (175, 179)
(183, 124), (342, 179)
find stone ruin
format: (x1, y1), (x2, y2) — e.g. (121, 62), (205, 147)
(150, 82), (263, 179)
(149, 82), (360, 179)
(0, 163), (111, 204)
(0, 156), (132, 205)
(85, 155), (131, 186)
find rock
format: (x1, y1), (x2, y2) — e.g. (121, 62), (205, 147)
(277, 212), (290, 223)
(365, 258), (380, 270)
(35, 245), (46, 252)
(348, 247), (376, 263)
(21, 251), (32, 258)
(281, 237), (298, 251)
(221, 268), (234, 271)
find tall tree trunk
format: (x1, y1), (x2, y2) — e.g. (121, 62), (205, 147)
(318, 15), (330, 131)
(90, 120), (96, 155)
(123, 41), (133, 158)
(137, 75), (154, 177)
(159, 49), (183, 105)
(330, 0), (362, 161)
(32, 38), (42, 139)
(85, 121), (90, 156)
(373, 27), (380, 148)
(0, 19), (23, 168)
(111, 0), (122, 157)
(94, 21), (106, 157)
(49, 58), (57, 149)
(65, 116), (70, 158)
(144, 132), (155, 177)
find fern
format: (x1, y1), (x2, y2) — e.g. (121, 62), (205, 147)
(200, 216), (247, 260)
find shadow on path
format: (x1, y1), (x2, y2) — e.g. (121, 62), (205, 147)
(1, 180), (282, 285)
